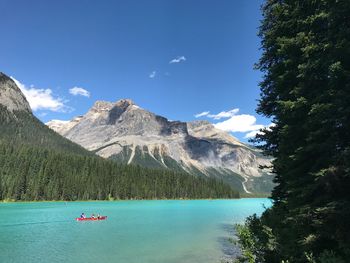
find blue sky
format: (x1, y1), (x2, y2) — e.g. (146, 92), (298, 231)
(0, 0), (268, 142)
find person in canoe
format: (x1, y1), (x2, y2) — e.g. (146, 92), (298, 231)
(91, 214), (96, 219)
(97, 214), (101, 219)
(80, 213), (86, 219)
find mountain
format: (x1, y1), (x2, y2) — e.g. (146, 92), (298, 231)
(0, 72), (239, 201)
(47, 99), (274, 194)
(0, 73), (31, 113)
(0, 73), (94, 156)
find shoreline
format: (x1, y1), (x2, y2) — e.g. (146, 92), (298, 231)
(0, 197), (269, 204)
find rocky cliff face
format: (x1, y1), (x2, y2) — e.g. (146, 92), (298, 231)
(0, 72), (31, 113)
(47, 99), (274, 194)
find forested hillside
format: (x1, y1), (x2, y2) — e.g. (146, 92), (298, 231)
(0, 73), (239, 200)
(0, 140), (239, 200)
(0, 105), (92, 156)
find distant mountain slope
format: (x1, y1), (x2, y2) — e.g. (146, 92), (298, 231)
(0, 73), (91, 156)
(0, 73), (31, 113)
(47, 99), (274, 194)
(0, 72), (239, 200)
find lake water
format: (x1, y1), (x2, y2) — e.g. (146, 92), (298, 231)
(0, 199), (270, 263)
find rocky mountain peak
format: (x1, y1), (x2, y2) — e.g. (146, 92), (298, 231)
(45, 115), (84, 136)
(46, 98), (273, 194)
(187, 119), (242, 146)
(0, 72), (32, 113)
(115, 98), (135, 108)
(90, 100), (113, 112)
(88, 99), (137, 117)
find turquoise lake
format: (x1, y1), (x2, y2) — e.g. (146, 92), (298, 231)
(0, 199), (270, 263)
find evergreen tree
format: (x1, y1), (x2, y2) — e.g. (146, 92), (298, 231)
(236, 1), (350, 262)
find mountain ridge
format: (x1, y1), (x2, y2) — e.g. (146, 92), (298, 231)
(47, 99), (274, 194)
(0, 71), (239, 200)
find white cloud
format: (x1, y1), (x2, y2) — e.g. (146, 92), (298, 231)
(149, 71), (156, 78)
(214, 114), (264, 133)
(244, 130), (261, 138)
(208, 109), (239, 120)
(194, 111), (210, 118)
(169, 56), (186, 64)
(69, 86), (90, 97)
(11, 77), (71, 112)
(195, 107), (271, 139)
(194, 108), (239, 120)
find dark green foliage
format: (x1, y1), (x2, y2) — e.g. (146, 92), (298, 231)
(234, 216), (275, 263)
(109, 146), (133, 163)
(237, 0), (350, 262)
(162, 155), (186, 171)
(0, 107), (239, 201)
(0, 140), (238, 200)
(130, 146), (165, 168)
(110, 145), (188, 172)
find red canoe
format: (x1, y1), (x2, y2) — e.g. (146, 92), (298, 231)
(76, 216), (107, 221)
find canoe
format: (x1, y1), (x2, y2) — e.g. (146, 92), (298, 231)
(76, 216), (107, 221)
